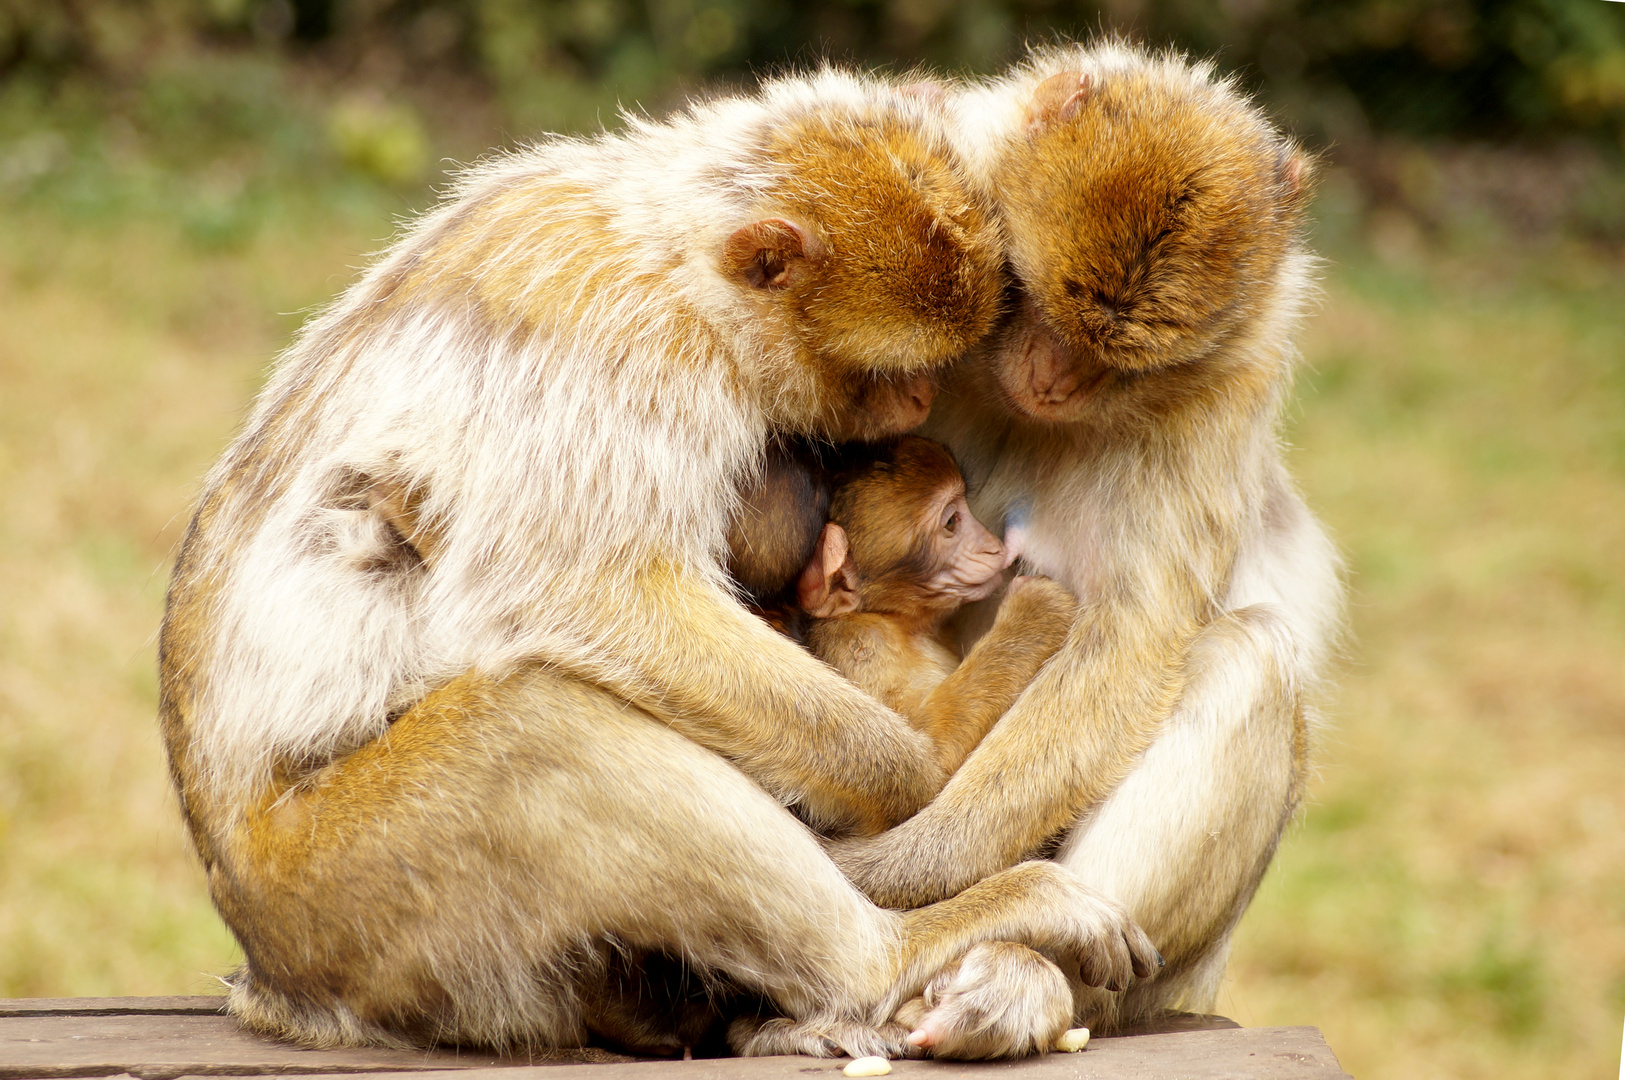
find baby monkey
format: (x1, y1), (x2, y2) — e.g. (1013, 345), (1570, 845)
(731, 436), (1076, 778)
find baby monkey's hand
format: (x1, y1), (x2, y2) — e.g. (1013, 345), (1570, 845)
(995, 576), (1078, 647)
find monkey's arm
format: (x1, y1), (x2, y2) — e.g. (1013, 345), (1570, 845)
(567, 562), (949, 837)
(360, 473), (947, 835)
(911, 577), (1077, 774)
(828, 593), (1199, 908)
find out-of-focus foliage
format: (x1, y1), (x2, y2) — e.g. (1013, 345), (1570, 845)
(3, 0), (1624, 144)
(3, 0), (1623, 251)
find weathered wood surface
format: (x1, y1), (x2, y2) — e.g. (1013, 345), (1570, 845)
(0, 998), (630, 1078)
(318, 1029), (1353, 1080)
(0, 997), (1350, 1080)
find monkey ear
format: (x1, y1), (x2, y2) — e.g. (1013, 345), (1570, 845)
(724, 218), (816, 290)
(1278, 148), (1315, 209)
(898, 79), (948, 106)
(1026, 71), (1093, 135)
(797, 523), (860, 619)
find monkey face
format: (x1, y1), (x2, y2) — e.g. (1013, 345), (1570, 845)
(723, 107), (1006, 437)
(832, 436), (1007, 619)
(988, 68), (1310, 424)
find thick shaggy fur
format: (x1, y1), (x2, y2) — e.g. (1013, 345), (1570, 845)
(829, 42), (1345, 1034)
(159, 69), (1159, 1057)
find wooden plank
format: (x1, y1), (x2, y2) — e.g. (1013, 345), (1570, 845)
(168, 1028), (1351, 1080)
(0, 998), (1347, 1079)
(0, 997), (227, 1017)
(0, 1010), (631, 1078)
(1110, 1013), (1238, 1036)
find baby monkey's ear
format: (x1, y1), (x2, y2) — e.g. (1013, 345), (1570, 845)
(1026, 71), (1093, 136)
(797, 523), (861, 619)
(724, 218), (820, 290)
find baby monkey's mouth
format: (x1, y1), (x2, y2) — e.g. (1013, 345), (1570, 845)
(936, 544), (1008, 596)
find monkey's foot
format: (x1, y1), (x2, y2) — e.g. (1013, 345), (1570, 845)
(899, 942), (1072, 1060)
(728, 1015), (916, 1059)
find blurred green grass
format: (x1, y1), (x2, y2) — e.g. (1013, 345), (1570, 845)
(1228, 234), (1625, 1080)
(1, 99), (1623, 1080)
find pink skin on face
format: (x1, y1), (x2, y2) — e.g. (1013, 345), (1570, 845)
(928, 492), (1007, 603)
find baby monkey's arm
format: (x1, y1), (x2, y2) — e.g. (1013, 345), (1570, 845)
(910, 576), (1076, 773)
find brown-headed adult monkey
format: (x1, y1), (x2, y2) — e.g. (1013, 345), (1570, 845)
(159, 70), (1160, 1060)
(828, 43), (1345, 1034)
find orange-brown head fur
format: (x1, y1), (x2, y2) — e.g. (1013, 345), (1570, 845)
(755, 113), (1006, 380)
(985, 50), (1313, 425)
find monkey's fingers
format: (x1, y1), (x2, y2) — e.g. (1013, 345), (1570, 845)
(1076, 929), (1134, 991)
(904, 942), (1071, 1060)
(731, 1015), (914, 1061)
(1126, 925), (1165, 981)
(1070, 899), (1161, 992)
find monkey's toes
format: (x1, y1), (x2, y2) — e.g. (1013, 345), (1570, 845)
(730, 1016), (912, 1060)
(1127, 927), (1165, 981)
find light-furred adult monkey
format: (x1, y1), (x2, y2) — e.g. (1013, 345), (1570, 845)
(829, 43), (1345, 1034)
(159, 71), (1161, 1059)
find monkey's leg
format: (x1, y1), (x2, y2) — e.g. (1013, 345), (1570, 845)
(1052, 605), (1305, 1033)
(218, 664), (887, 1052)
(216, 666), (1155, 1058)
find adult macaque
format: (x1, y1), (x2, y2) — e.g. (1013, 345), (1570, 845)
(795, 436), (1078, 777)
(829, 43), (1345, 1034)
(160, 71), (1159, 1059)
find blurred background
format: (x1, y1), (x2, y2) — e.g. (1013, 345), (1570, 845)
(0, 1), (1621, 1078)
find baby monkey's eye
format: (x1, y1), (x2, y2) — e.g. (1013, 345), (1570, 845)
(944, 511), (960, 534)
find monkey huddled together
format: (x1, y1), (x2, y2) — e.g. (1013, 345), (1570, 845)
(160, 40), (1340, 1063)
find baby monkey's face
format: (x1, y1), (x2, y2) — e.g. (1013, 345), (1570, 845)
(914, 482), (1008, 605)
(808, 436), (1009, 625)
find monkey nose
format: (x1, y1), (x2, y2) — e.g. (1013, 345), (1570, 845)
(901, 375), (937, 416)
(1027, 338), (1084, 404)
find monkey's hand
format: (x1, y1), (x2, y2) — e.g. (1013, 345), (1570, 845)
(892, 861), (1161, 1018)
(895, 942), (1072, 1059)
(903, 576), (1077, 776)
(995, 575), (1078, 641)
